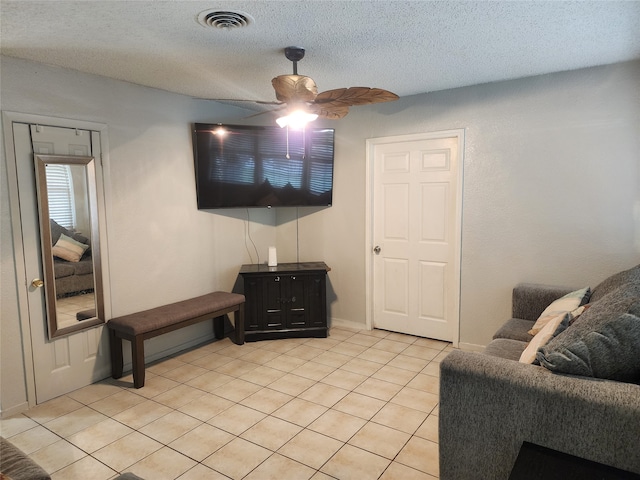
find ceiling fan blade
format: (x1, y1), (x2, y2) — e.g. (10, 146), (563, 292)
(271, 75), (318, 103)
(311, 104), (350, 120)
(241, 105), (288, 119)
(314, 87), (399, 107)
(198, 98), (284, 105)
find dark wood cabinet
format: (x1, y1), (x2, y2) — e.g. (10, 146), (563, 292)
(239, 262), (329, 341)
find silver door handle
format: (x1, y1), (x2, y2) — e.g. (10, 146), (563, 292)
(373, 246), (381, 254)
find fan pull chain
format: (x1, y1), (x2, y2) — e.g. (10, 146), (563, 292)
(285, 125), (290, 159)
(303, 128), (306, 159)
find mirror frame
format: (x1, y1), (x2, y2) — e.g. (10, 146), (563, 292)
(34, 154), (105, 338)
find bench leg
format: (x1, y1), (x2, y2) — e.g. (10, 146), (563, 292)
(109, 328), (124, 379)
(131, 336), (146, 388)
(234, 304), (245, 345)
(213, 316), (225, 340)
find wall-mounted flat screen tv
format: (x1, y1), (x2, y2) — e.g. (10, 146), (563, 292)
(193, 123), (335, 209)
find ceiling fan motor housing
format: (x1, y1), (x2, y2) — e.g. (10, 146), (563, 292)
(284, 46), (305, 75)
(284, 47), (305, 62)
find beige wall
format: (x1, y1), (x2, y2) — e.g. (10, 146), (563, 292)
(2, 55), (639, 414)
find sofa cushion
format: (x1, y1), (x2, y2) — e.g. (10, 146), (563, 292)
(519, 312), (570, 364)
(484, 338), (528, 361)
(537, 308), (640, 382)
(493, 318), (535, 342)
(528, 287), (590, 335)
(53, 260), (75, 279)
(590, 264), (640, 303)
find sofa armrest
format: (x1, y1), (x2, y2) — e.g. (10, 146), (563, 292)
(439, 350), (640, 480)
(511, 283), (575, 320)
(0, 437), (51, 480)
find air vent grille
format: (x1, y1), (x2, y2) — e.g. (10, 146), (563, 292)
(197, 10), (254, 29)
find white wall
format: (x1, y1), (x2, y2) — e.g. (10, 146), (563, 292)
(294, 60), (640, 348)
(2, 55), (639, 414)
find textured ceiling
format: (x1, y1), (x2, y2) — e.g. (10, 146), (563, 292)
(1, 1), (639, 110)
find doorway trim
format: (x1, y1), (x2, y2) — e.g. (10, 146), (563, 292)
(2, 111), (112, 409)
(364, 129), (464, 347)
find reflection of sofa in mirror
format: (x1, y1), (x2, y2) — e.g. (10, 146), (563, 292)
(50, 219), (93, 297)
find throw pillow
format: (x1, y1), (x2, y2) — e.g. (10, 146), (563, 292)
(528, 287), (591, 335)
(519, 312), (570, 364)
(539, 283), (640, 366)
(52, 233), (89, 262)
(537, 310), (640, 382)
(49, 218), (90, 248)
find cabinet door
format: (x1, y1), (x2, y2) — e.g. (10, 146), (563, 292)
(306, 274), (327, 328)
(243, 276), (262, 331)
(262, 275), (285, 329)
(286, 275), (308, 328)
(241, 268), (327, 336)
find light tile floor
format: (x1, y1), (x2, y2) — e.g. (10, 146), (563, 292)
(1, 327), (451, 479)
(56, 291), (95, 328)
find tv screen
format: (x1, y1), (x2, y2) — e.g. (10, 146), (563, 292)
(193, 123), (335, 209)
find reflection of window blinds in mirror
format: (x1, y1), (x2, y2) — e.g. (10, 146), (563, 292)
(308, 132), (333, 195)
(45, 164), (75, 229)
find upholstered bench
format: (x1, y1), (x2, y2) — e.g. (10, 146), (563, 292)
(108, 291), (245, 388)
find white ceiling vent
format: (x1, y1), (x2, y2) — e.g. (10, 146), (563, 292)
(197, 10), (254, 29)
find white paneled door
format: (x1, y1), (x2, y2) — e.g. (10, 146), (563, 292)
(368, 131), (463, 342)
(10, 119), (110, 404)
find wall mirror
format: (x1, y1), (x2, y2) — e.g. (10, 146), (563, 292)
(34, 154), (105, 338)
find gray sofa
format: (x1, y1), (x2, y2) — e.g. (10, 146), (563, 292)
(1, 436), (144, 479)
(1, 437), (50, 480)
(50, 219), (94, 297)
(439, 265), (640, 480)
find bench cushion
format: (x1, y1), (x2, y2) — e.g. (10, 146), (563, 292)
(108, 292), (245, 336)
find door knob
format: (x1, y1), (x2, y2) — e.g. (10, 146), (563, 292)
(31, 278), (44, 288)
(373, 246), (381, 254)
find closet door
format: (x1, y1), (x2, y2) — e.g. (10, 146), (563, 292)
(11, 120), (110, 403)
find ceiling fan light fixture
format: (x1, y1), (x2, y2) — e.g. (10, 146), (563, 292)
(276, 110), (318, 129)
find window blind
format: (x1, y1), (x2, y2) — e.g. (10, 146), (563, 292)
(45, 164), (75, 229)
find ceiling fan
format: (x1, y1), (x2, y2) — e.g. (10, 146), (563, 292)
(214, 46), (399, 127)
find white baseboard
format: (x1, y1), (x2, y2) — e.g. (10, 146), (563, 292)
(1, 401), (30, 419)
(329, 317), (368, 331)
(458, 342), (486, 353)
(119, 332), (217, 374)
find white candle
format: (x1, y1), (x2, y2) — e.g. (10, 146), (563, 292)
(268, 246), (277, 267)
